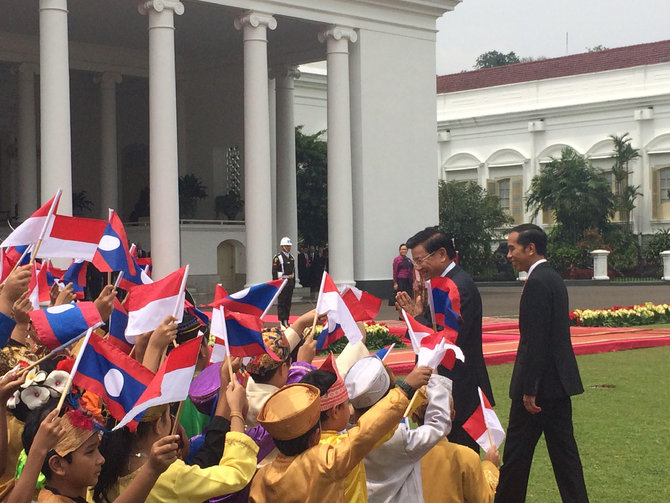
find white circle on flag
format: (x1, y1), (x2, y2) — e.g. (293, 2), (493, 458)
(104, 369), (124, 397)
(46, 304), (75, 314)
(99, 235), (121, 251)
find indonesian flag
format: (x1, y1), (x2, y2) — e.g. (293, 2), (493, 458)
(340, 285), (382, 321)
(114, 336), (202, 430)
(124, 266), (188, 341)
(462, 387), (505, 452)
(402, 310), (432, 354)
(0, 191), (61, 249)
(203, 284), (228, 308)
(35, 215), (107, 261)
(315, 272), (362, 347)
(209, 306), (229, 364)
(28, 262), (50, 309)
(418, 331), (464, 370)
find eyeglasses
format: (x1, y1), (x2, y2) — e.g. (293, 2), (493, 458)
(412, 250), (436, 265)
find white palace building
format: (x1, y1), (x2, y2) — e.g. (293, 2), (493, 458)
(0, 0), (458, 297)
(435, 40), (670, 235)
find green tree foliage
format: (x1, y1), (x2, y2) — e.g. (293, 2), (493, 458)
(438, 180), (512, 275)
(526, 147), (614, 243)
(474, 50), (521, 69)
(295, 126), (328, 246)
(587, 45), (609, 52)
(610, 133), (641, 232)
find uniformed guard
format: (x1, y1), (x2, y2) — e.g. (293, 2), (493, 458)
(272, 236), (295, 327)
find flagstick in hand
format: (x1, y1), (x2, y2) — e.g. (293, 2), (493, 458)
(170, 401), (184, 435)
(54, 327), (95, 415)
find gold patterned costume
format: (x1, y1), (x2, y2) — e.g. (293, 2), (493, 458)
(249, 388), (409, 503)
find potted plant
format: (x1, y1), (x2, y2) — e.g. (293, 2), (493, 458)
(179, 174), (208, 219)
(215, 190), (244, 220)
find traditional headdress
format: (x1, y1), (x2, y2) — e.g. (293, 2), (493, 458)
(257, 383), (321, 441)
(245, 328), (290, 376)
(54, 409), (103, 457)
(318, 353), (348, 411)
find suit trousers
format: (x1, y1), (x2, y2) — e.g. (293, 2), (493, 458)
(495, 397), (589, 503)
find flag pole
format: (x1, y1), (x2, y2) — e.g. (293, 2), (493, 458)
(486, 427), (494, 451)
(30, 189), (62, 266)
(107, 272), (112, 286)
(170, 265), (190, 347)
(18, 331), (89, 375)
(170, 401), (184, 435)
(220, 306), (235, 383)
(311, 271), (326, 339)
(54, 326), (95, 415)
(113, 271), (124, 289)
(1, 244), (33, 286)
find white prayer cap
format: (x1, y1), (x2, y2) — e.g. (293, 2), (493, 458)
(344, 356), (390, 409)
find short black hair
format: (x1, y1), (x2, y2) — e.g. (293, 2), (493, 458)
(300, 370), (337, 421)
(511, 223), (547, 255)
(273, 421), (320, 456)
(248, 365), (282, 384)
(406, 226), (456, 260)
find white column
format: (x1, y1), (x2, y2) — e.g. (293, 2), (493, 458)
(98, 72), (122, 217)
(318, 26), (357, 287)
(139, 0), (184, 279)
(17, 63), (39, 220)
(39, 0), (72, 214)
(268, 77), (277, 250)
(275, 65), (300, 252)
(234, 11), (277, 286)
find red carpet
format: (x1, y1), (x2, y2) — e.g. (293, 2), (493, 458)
(313, 317), (670, 375)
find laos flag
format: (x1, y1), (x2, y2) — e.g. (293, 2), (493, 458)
(91, 210), (136, 276)
(316, 321), (344, 351)
(427, 276), (461, 332)
(107, 297), (132, 354)
(117, 255), (152, 291)
(74, 334), (155, 429)
(29, 302), (103, 350)
(62, 259), (88, 300)
(210, 279), (286, 318)
(223, 309), (272, 358)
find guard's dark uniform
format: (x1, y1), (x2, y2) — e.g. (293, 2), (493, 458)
(272, 251), (295, 326)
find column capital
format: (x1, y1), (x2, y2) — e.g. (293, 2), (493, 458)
(271, 65), (301, 82)
(318, 26), (357, 44)
(234, 11), (277, 31)
(138, 0), (184, 16)
(94, 71), (123, 86)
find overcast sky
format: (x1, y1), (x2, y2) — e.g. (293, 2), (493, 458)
(436, 0), (670, 75)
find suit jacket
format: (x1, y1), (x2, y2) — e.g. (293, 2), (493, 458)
(419, 264), (495, 423)
(509, 262), (584, 401)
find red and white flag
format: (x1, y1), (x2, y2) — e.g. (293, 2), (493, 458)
(35, 215), (107, 261)
(113, 335), (202, 430)
(340, 285), (382, 321)
(418, 331), (464, 370)
(402, 310), (433, 354)
(315, 272), (362, 347)
(28, 261), (51, 309)
(462, 387), (505, 452)
(209, 306), (229, 364)
(124, 266), (188, 341)
(1, 191), (61, 249)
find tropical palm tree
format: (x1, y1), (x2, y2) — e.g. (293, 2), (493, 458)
(610, 133), (641, 232)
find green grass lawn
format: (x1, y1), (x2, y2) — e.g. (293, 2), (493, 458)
(487, 346), (670, 502)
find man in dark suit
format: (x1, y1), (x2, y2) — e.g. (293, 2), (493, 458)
(495, 223), (588, 503)
(397, 226), (495, 453)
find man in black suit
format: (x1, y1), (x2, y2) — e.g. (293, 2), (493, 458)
(495, 223), (588, 503)
(397, 226), (495, 453)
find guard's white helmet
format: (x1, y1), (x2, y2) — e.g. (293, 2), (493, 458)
(280, 237), (292, 247)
